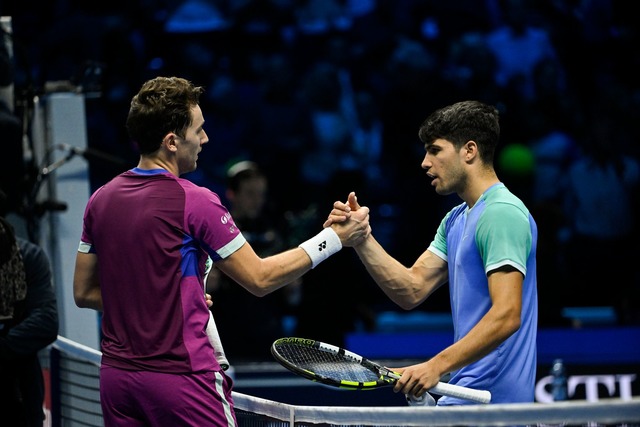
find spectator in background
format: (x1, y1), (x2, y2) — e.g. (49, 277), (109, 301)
(250, 51), (315, 214)
(293, 0), (352, 36)
(298, 60), (356, 200)
(482, 0), (558, 101)
(442, 32), (501, 105)
(377, 35), (449, 268)
(564, 109), (640, 324)
(0, 192), (59, 427)
(351, 90), (385, 191)
(187, 72), (260, 192)
(522, 56), (581, 326)
(207, 160), (301, 362)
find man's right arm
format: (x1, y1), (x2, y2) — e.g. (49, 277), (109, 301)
(329, 191), (448, 310)
(216, 207), (371, 297)
(353, 234), (448, 310)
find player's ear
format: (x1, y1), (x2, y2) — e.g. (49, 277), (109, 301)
(464, 140), (478, 161)
(162, 133), (179, 152)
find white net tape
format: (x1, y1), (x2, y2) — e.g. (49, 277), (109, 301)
(232, 391), (640, 426)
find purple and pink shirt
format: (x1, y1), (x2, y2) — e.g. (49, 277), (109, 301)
(78, 168), (246, 373)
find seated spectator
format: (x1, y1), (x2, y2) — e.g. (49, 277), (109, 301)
(0, 192), (59, 427)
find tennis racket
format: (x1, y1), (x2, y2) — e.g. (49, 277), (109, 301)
(206, 309), (230, 370)
(271, 337), (491, 404)
(204, 257), (230, 371)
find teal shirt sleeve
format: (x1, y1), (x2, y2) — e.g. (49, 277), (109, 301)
(428, 210), (452, 261)
(476, 202), (532, 276)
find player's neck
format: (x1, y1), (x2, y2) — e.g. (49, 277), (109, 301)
(462, 171), (499, 208)
(137, 156), (177, 176)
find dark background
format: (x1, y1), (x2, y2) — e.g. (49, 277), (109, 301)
(1, 0), (639, 361)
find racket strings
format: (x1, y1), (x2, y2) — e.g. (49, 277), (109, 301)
(275, 343), (380, 383)
(272, 339), (491, 401)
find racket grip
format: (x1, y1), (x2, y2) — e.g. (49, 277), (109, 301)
(206, 310), (230, 371)
(430, 382), (491, 404)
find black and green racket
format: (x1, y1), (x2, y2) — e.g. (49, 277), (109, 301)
(271, 337), (491, 404)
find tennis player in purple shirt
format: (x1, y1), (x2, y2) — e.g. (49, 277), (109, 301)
(73, 76), (371, 427)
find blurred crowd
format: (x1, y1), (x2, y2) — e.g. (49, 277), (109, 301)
(2, 0), (639, 346)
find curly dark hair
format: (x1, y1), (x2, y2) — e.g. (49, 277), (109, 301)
(418, 100), (500, 165)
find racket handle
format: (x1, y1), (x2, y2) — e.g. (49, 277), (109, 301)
(387, 370), (490, 403)
(206, 310), (230, 371)
(430, 381), (491, 404)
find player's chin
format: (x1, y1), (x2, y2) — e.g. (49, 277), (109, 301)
(180, 165), (197, 176)
(434, 184), (452, 196)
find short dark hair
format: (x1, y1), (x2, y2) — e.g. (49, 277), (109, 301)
(126, 77), (204, 154)
(418, 100), (500, 164)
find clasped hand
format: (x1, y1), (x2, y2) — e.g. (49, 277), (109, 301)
(325, 191), (371, 247)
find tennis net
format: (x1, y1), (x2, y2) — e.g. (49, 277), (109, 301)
(48, 336), (640, 427)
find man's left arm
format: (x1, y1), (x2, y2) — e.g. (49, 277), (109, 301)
(392, 268), (523, 396)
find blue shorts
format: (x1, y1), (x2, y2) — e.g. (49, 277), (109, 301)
(100, 365), (236, 427)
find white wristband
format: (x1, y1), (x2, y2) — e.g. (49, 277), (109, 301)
(299, 228), (342, 269)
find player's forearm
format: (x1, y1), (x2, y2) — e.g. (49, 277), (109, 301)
(251, 248), (312, 296)
(432, 308), (520, 376)
(223, 227), (347, 296)
(73, 253), (103, 310)
(220, 243), (312, 297)
(73, 286), (103, 311)
(353, 235), (424, 310)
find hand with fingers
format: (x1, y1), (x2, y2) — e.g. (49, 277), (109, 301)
(324, 191), (367, 225)
(391, 362), (442, 401)
(325, 192), (371, 246)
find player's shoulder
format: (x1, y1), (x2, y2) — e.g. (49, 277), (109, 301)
(176, 179), (228, 213)
(479, 185), (531, 230)
(177, 178), (220, 198)
(484, 184), (528, 213)
(89, 170), (136, 196)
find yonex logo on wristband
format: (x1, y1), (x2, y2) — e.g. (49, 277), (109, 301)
(299, 229), (342, 268)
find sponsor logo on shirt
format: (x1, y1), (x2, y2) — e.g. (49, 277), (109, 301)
(221, 212), (232, 224)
